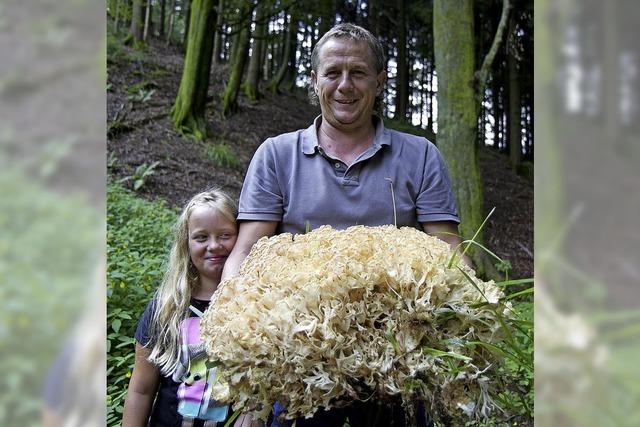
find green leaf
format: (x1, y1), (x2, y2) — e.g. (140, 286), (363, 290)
(112, 318), (122, 334)
(422, 347), (473, 361)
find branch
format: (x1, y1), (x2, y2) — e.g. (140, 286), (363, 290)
(474, 0), (511, 103)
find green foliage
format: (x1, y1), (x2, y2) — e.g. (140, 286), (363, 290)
(107, 32), (125, 64)
(107, 184), (178, 426)
(0, 167), (101, 426)
(206, 143), (239, 168)
(118, 161), (160, 191)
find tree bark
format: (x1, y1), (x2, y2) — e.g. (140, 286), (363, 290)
(212, 0), (225, 64)
(143, 0), (151, 41)
(267, 11), (297, 93)
(166, 0), (177, 43)
(394, 0), (409, 122)
(474, 0), (511, 103)
(159, 0), (166, 36)
(130, 0), (145, 42)
(221, 4), (252, 116)
(244, 2), (266, 101)
(183, 0), (192, 51)
(507, 18), (521, 171)
(368, 0), (380, 36)
(170, 0), (217, 139)
(434, 0), (487, 275)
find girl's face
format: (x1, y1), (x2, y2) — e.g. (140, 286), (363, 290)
(187, 205), (237, 284)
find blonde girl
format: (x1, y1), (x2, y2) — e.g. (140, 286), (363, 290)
(122, 189), (239, 427)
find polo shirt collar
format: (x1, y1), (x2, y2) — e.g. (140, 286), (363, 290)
(301, 115), (391, 155)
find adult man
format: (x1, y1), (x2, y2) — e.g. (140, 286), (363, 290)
(223, 23), (464, 426)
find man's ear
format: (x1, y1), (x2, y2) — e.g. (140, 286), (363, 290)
(311, 70), (318, 94)
(376, 70), (387, 95)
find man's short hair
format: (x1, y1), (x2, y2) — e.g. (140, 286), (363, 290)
(309, 23), (386, 112)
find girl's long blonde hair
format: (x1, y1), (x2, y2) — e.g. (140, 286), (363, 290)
(147, 188), (237, 375)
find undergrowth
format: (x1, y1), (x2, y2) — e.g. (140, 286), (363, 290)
(106, 183), (178, 426)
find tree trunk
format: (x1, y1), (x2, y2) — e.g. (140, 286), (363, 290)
(166, 0), (176, 43)
(394, 0), (408, 121)
(507, 16), (521, 171)
(492, 74), (501, 149)
(130, 0), (145, 42)
(143, 0), (151, 41)
(368, 0), (380, 36)
(261, 28), (270, 81)
(221, 5), (252, 116)
(159, 0), (166, 36)
(267, 12), (297, 93)
(212, 0), (225, 64)
(244, 2), (266, 101)
(433, 0), (487, 275)
(170, 0), (217, 139)
(183, 0), (192, 51)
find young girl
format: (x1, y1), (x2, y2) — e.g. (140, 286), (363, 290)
(122, 189), (241, 427)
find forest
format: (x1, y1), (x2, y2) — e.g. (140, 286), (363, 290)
(106, 0), (533, 425)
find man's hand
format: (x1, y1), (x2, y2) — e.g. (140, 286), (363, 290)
(221, 221), (278, 282)
(421, 221), (473, 268)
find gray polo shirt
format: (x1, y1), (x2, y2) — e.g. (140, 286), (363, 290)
(238, 116), (459, 234)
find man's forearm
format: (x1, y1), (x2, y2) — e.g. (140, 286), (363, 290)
(221, 245), (253, 281)
(221, 221), (278, 282)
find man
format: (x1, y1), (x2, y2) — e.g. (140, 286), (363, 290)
(223, 23), (464, 426)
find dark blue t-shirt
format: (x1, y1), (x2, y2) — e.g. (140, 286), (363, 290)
(135, 298), (230, 427)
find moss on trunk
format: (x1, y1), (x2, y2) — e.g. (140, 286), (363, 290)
(221, 7), (251, 117)
(170, 0), (216, 140)
(434, 0), (487, 275)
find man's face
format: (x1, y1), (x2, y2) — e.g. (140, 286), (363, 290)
(311, 38), (386, 133)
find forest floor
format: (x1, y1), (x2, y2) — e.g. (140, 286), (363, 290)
(107, 37), (533, 279)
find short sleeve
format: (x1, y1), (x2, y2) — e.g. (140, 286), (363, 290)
(134, 299), (156, 347)
(416, 143), (460, 224)
(238, 139), (284, 222)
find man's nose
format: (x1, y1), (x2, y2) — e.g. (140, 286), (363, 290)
(337, 71), (354, 91)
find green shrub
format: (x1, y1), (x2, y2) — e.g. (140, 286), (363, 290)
(206, 143), (240, 168)
(107, 184), (178, 426)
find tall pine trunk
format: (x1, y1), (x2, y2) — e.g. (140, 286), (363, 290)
(183, 0), (192, 51)
(143, 0), (151, 41)
(212, 0), (225, 64)
(221, 5), (252, 117)
(394, 0), (409, 121)
(166, 0), (176, 43)
(244, 3), (266, 101)
(130, 0), (144, 42)
(170, 0), (217, 139)
(507, 16), (521, 171)
(434, 0), (486, 275)
(267, 12), (297, 93)
(159, 0), (166, 36)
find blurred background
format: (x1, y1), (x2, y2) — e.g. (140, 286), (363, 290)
(0, 0), (638, 425)
(536, 0), (640, 425)
(0, 0), (105, 426)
